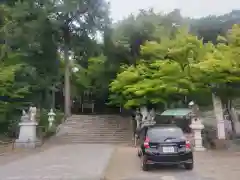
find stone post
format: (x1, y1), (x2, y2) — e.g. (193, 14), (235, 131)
(189, 101), (205, 151)
(140, 106), (150, 127)
(15, 108), (38, 148)
(149, 108), (156, 123)
(212, 93), (226, 139)
(190, 119), (205, 151)
(135, 109), (141, 129)
(230, 107), (240, 136)
(48, 108), (56, 128)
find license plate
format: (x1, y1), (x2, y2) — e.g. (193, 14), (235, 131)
(162, 146), (175, 153)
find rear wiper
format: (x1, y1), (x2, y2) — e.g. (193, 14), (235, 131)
(164, 137), (176, 142)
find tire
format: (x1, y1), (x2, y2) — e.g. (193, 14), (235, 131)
(141, 155), (150, 171)
(184, 162), (194, 170)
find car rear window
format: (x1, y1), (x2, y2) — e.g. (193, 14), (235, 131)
(147, 127), (184, 140)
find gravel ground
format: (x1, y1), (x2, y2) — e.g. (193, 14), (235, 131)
(0, 144), (114, 180)
(103, 146), (240, 180)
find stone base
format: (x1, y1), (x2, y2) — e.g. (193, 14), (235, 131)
(214, 139), (229, 149)
(14, 138), (42, 149)
(194, 146), (206, 151)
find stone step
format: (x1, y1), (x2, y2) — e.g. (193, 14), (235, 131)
(66, 129), (131, 132)
(60, 130), (131, 134)
(51, 136), (132, 141)
(53, 134), (132, 139)
(65, 119), (130, 123)
(51, 138), (132, 144)
(64, 122), (129, 126)
(52, 137), (132, 144)
(66, 131), (131, 134)
(61, 125), (130, 128)
(55, 136), (132, 140)
(52, 115), (132, 145)
(64, 131), (130, 134)
(65, 118), (130, 122)
(65, 133), (131, 136)
(65, 126), (130, 129)
(50, 140), (132, 145)
(63, 127), (130, 131)
(65, 134), (131, 137)
(64, 123), (130, 126)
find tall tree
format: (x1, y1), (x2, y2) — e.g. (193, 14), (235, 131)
(50, 0), (109, 117)
(2, 0), (110, 116)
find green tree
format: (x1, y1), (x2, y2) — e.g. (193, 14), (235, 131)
(2, 0), (110, 115)
(109, 28), (206, 109)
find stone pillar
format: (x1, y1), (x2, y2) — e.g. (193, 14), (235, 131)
(189, 101), (205, 151)
(149, 108), (156, 123)
(140, 106), (148, 123)
(212, 93), (226, 139)
(15, 109), (38, 148)
(135, 109), (141, 129)
(230, 107), (240, 136)
(190, 119), (205, 151)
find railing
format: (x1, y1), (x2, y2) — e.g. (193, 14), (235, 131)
(0, 140), (14, 155)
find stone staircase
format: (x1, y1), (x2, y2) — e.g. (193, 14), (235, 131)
(49, 115), (133, 145)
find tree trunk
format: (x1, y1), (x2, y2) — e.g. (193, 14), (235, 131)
(52, 89), (55, 109)
(212, 93), (226, 139)
(64, 44), (71, 118)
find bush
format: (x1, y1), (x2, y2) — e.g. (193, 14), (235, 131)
(201, 124), (217, 149)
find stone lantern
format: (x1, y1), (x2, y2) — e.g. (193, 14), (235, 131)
(48, 109), (56, 128)
(189, 101), (205, 151)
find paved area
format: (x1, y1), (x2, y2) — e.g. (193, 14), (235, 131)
(1, 143), (240, 180)
(103, 146), (240, 180)
(0, 144), (114, 180)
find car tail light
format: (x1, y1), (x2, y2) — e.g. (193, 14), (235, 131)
(186, 140), (191, 149)
(144, 137), (150, 148)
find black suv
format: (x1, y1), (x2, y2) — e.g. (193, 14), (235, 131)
(137, 125), (193, 171)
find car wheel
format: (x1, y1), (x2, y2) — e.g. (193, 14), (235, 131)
(141, 155), (149, 171)
(184, 162), (194, 170)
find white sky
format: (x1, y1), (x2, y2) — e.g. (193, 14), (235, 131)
(109, 0), (240, 22)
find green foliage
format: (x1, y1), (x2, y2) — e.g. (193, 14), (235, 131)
(1, 0), (240, 136)
(73, 55), (111, 98)
(109, 24), (240, 109)
(109, 28), (203, 108)
(0, 0), (109, 136)
(0, 51), (30, 121)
